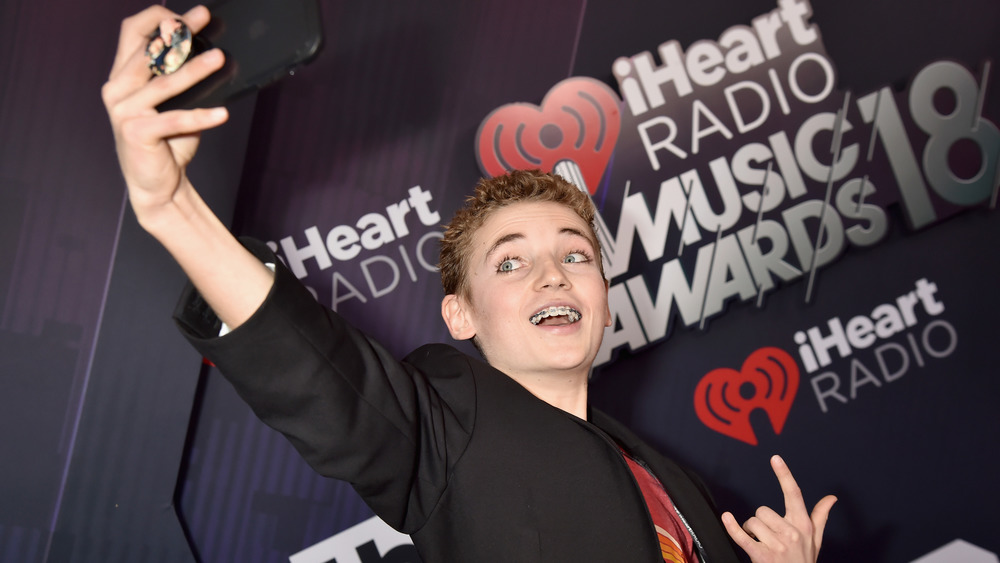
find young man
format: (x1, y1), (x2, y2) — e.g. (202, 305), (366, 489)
(104, 6), (835, 562)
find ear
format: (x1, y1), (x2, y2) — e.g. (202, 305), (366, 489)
(441, 294), (477, 340)
(603, 280), (612, 328)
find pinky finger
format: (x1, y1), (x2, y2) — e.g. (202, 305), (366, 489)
(721, 512), (761, 559)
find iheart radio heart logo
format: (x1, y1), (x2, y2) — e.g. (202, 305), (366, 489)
(475, 77), (621, 195)
(693, 347), (799, 445)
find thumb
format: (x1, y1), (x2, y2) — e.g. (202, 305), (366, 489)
(810, 495), (838, 551)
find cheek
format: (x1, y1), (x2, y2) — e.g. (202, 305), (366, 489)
(471, 288), (508, 325)
(485, 296), (517, 327)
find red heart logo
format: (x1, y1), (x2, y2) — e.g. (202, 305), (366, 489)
(693, 347), (799, 445)
(476, 77), (621, 194)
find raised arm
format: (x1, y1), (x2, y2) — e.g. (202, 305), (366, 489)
(102, 5), (273, 329)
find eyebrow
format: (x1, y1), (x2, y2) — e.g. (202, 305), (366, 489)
(483, 227), (592, 263)
(484, 233), (524, 263)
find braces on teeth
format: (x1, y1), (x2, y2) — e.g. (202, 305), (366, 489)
(530, 306), (582, 325)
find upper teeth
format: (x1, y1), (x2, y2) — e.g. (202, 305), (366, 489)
(530, 306), (582, 325)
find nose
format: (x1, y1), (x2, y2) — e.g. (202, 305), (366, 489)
(536, 258), (570, 290)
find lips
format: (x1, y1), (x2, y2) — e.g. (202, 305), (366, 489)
(529, 306), (582, 326)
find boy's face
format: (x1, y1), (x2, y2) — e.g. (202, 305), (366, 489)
(442, 201), (611, 379)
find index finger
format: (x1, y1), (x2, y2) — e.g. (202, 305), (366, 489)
(109, 5), (211, 78)
(770, 454), (809, 518)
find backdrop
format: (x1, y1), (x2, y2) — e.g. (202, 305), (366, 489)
(1, 0), (997, 562)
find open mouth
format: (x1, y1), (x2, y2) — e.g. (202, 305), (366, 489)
(529, 306), (582, 326)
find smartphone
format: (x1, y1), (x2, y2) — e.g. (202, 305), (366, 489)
(158, 0), (323, 111)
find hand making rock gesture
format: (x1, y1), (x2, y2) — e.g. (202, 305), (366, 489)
(722, 455), (838, 563)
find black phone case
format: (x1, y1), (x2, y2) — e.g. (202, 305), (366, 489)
(158, 0), (322, 111)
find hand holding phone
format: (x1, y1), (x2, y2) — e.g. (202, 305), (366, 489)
(157, 0), (323, 111)
(103, 4), (285, 330)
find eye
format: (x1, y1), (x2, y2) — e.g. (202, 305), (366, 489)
(564, 250), (591, 264)
(497, 256), (524, 273)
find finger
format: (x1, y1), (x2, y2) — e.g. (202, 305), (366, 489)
(180, 5), (212, 32)
(111, 5), (209, 76)
(116, 48), (226, 113)
(741, 515), (782, 548)
(111, 5), (176, 75)
(107, 47), (225, 120)
(103, 43), (161, 109)
(752, 503), (817, 553)
(810, 494), (838, 551)
(771, 455), (809, 519)
(106, 5), (212, 101)
(751, 505), (787, 532)
(721, 511), (763, 559)
(119, 106), (228, 152)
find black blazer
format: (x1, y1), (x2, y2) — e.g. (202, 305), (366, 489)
(175, 239), (741, 563)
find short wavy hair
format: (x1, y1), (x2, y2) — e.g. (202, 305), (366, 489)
(439, 169), (605, 297)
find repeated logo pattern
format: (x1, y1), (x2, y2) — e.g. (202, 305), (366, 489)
(693, 347), (799, 445)
(476, 77), (622, 195)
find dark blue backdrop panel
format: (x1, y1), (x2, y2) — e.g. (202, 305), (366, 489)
(2, 0), (996, 562)
(178, 0), (999, 562)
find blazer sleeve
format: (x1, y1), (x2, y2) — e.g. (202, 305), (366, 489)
(173, 238), (475, 533)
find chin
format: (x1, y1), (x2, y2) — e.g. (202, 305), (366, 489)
(545, 353), (593, 372)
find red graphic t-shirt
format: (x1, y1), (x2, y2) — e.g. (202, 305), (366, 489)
(621, 451), (699, 563)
